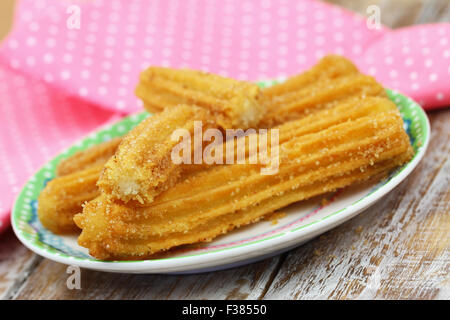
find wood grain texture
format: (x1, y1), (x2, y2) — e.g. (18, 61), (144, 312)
(0, 229), (40, 299)
(0, 0), (448, 300)
(13, 256), (281, 300)
(263, 110), (449, 300)
(11, 108), (450, 301)
(325, 0), (450, 28)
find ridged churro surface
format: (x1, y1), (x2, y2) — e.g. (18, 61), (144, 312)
(39, 96), (399, 235)
(136, 67), (265, 129)
(97, 105), (215, 205)
(260, 56), (386, 127)
(35, 56), (415, 260)
(263, 55), (358, 97)
(75, 108), (413, 260)
(57, 138), (121, 176)
(38, 139), (123, 234)
(38, 164), (104, 234)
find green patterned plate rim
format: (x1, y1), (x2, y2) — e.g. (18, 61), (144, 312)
(11, 85), (430, 273)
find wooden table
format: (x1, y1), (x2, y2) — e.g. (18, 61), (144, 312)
(0, 0), (449, 300)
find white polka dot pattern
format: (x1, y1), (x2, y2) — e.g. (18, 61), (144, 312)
(0, 64), (117, 232)
(1, 0), (448, 111)
(363, 24), (450, 109)
(0, 0), (449, 231)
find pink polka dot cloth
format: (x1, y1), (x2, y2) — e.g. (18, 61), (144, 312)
(0, 0), (448, 233)
(0, 63), (119, 233)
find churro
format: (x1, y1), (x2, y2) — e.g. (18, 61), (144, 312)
(34, 56), (415, 261)
(38, 164), (103, 234)
(40, 96), (398, 234)
(97, 105), (215, 205)
(262, 55), (358, 98)
(57, 138), (121, 176)
(41, 92), (394, 233)
(260, 56), (386, 127)
(136, 67), (265, 129)
(75, 109), (413, 260)
(38, 139), (122, 234)
(182, 96), (399, 175)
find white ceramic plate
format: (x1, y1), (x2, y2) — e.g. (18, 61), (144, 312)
(11, 87), (430, 274)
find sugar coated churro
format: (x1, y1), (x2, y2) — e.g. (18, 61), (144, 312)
(136, 67), (265, 129)
(57, 138), (121, 176)
(75, 107), (413, 260)
(38, 164), (104, 234)
(38, 139), (122, 234)
(97, 105), (215, 205)
(260, 55), (386, 127)
(36, 55), (415, 260)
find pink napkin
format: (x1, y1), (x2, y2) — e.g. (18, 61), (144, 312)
(0, 0), (448, 233)
(0, 64), (119, 232)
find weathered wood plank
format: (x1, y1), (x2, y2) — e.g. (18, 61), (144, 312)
(16, 110), (449, 300)
(325, 0), (450, 28)
(263, 110), (450, 300)
(0, 228), (40, 299)
(325, 0), (420, 28)
(14, 255), (281, 300)
(4, 0), (450, 300)
(415, 0), (450, 25)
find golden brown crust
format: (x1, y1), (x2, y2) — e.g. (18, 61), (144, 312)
(97, 105), (216, 205)
(136, 67), (265, 129)
(38, 139), (123, 234)
(38, 164), (104, 234)
(37, 56), (414, 259)
(260, 56), (386, 127)
(56, 138), (121, 176)
(75, 108), (413, 260)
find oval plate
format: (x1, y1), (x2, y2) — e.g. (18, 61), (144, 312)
(11, 86), (430, 274)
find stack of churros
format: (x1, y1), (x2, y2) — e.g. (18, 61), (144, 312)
(136, 67), (265, 129)
(37, 55), (413, 260)
(97, 105), (216, 205)
(38, 138), (121, 234)
(260, 55), (386, 127)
